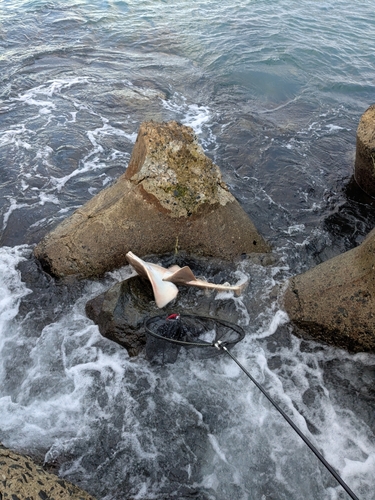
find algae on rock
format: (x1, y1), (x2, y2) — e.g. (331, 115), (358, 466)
(34, 121), (270, 278)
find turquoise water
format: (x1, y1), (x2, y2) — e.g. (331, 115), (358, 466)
(1, 1), (375, 499)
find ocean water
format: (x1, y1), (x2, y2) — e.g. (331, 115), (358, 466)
(1, 1), (375, 499)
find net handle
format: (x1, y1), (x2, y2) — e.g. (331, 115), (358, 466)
(144, 314), (245, 348)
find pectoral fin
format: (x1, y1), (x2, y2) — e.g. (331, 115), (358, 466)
(163, 266), (197, 284)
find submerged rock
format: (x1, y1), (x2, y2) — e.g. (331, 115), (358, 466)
(34, 120), (270, 278)
(283, 228), (375, 353)
(355, 104), (375, 198)
(0, 443), (96, 500)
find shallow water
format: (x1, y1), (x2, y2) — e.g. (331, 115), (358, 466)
(1, 1), (375, 499)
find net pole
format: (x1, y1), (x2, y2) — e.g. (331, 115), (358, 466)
(219, 345), (360, 500)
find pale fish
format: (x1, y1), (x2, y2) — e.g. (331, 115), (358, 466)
(126, 251), (248, 308)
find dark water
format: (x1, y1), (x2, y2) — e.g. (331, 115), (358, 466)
(1, 1), (375, 499)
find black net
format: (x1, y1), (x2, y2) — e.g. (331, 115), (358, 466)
(144, 314), (245, 364)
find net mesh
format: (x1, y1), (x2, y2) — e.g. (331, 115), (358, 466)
(144, 314), (245, 364)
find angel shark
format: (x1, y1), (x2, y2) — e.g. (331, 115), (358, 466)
(126, 251), (248, 308)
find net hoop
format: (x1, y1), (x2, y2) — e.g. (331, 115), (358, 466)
(144, 313), (245, 349)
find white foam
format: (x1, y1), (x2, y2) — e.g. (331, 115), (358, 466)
(0, 124), (33, 150)
(51, 158), (106, 192)
(106, 264), (137, 282)
(343, 453), (375, 482)
(68, 112), (78, 123)
(0, 246), (31, 318)
(87, 121), (137, 146)
(50, 118), (136, 192)
(252, 309), (289, 340)
(326, 124), (345, 132)
(38, 193), (60, 205)
(15, 78), (90, 104)
(181, 103), (211, 135)
(300, 116), (349, 139)
(214, 290), (234, 301)
(34, 145), (54, 163)
(16, 92), (56, 112)
(0, 254), (374, 500)
(221, 360), (241, 378)
(0, 246), (32, 379)
(200, 472), (219, 491)
(208, 434), (228, 464)
(1, 287), (138, 451)
(199, 328), (216, 343)
(102, 176), (112, 186)
(2, 198), (30, 230)
(285, 224), (306, 235)
(161, 94), (216, 147)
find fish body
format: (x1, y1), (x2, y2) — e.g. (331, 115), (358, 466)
(126, 252), (179, 308)
(126, 251), (248, 308)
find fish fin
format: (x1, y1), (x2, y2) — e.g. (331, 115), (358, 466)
(126, 251), (148, 277)
(163, 266), (197, 284)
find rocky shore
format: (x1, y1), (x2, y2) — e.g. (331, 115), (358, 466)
(11, 108), (375, 497)
(34, 121), (270, 279)
(0, 443), (96, 500)
(33, 114), (375, 356)
(283, 104), (375, 353)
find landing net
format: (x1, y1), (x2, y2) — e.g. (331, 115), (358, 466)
(144, 313), (245, 364)
(143, 313), (359, 500)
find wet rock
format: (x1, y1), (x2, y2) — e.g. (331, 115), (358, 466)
(354, 104), (375, 198)
(17, 253), (87, 332)
(85, 255), (243, 357)
(34, 120), (270, 278)
(283, 228), (375, 353)
(0, 443), (96, 500)
(86, 277), (152, 356)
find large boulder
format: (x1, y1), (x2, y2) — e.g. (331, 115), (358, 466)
(34, 121), (270, 278)
(355, 104), (375, 198)
(0, 443), (96, 500)
(283, 228), (375, 353)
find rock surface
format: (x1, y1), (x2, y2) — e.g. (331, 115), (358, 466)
(0, 443), (96, 500)
(86, 277), (151, 356)
(355, 104), (375, 198)
(283, 228), (375, 353)
(86, 255), (244, 357)
(34, 120), (270, 278)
